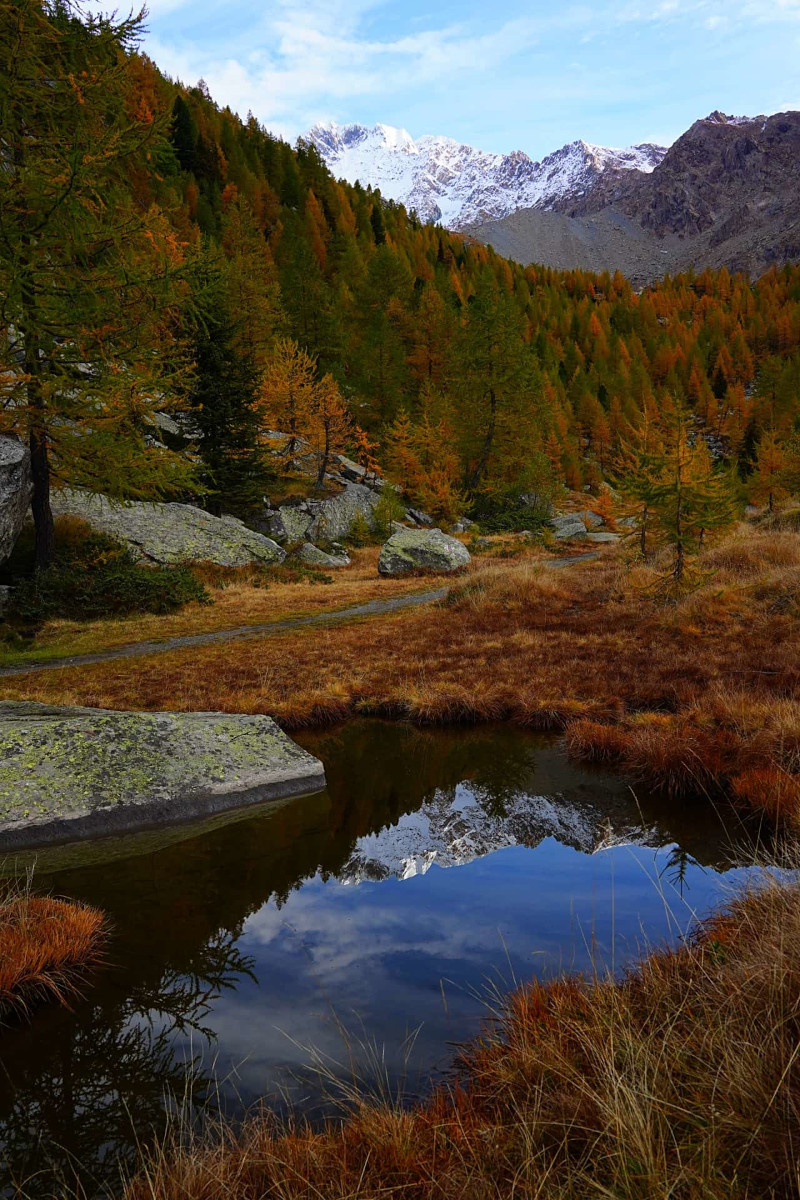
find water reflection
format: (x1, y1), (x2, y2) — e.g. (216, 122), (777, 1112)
(0, 722), (773, 1197)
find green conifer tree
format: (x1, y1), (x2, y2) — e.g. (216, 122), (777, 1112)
(0, 0), (198, 567)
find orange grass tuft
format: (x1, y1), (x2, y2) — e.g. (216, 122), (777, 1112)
(0, 889), (107, 1021)
(123, 879), (800, 1200)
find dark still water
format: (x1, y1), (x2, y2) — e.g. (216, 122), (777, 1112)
(0, 721), (777, 1196)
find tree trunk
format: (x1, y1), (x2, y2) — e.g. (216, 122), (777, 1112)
(30, 428), (55, 570)
(317, 422), (330, 486)
(674, 495), (684, 582)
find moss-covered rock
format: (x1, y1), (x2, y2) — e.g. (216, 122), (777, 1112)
(0, 702), (325, 850)
(51, 490), (286, 567)
(378, 527), (471, 576)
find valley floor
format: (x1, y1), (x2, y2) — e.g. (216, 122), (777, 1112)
(3, 521), (800, 1198)
(1, 523), (797, 827)
(0, 548), (434, 669)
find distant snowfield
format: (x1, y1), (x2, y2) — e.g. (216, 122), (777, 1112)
(306, 121), (667, 228)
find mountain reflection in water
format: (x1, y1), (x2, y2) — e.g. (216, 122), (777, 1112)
(0, 721), (774, 1197)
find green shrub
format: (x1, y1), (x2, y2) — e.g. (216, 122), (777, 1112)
(7, 523), (210, 627)
(346, 511), (373, 548)
(469, 501), (548, 535)
(372, 489), (406, 541)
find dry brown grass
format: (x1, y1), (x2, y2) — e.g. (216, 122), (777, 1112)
(2, 524), (798, 820)
(0, 881), (106, 1021)
(124, 877), (800, 1200)
(0, 547), (438, 667)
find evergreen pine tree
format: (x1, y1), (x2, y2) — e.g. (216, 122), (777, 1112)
(188, 247), (265, 515)
(0, 0), (198, 566)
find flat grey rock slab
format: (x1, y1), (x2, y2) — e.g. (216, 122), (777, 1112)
(51, 489), (285, 567)
(585, 531), (621, 543)
(0, 702), (325, 851)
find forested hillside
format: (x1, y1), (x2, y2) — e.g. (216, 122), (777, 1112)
(2, 1), (800, 554)
(153, 70), (800, 488)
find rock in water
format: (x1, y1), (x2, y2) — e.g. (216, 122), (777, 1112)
(0, 702), (326, 851)
(0, 437), (33, 565)
(547, 515), (588, 541)
(296, 542), (351, 568)
(51, 489), (285, 567)
(378, 527), (471, 576)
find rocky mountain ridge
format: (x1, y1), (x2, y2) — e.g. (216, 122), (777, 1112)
(308, 112), (800, 282)
(468, 110), (800, 282)
(306, 121), (665, 228)
(337, 780), (661, 886)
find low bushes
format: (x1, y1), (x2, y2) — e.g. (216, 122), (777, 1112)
(124, 879), (800, 1199)
(6, 518), (210, 627)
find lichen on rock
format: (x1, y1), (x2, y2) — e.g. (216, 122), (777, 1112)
(50, 489), (286, 567)
(0, 702), (325, 850)
(378, 527), (471, 576)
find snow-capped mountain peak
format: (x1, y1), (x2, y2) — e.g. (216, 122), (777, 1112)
(336, 780), (660, 887)
(306, 121), (667, 229)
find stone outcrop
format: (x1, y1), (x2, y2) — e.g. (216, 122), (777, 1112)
(378, 527), (471, 576)
(548, 514), (588, 541)
(0, 437), (33, 566)
(0, 701), (326, 851)
(307, 483), (381, 542)
(263, 506), (314, 545)
(295, 542), (351, 569)
(265, 483), (381, 546)
(51, 489), (285, 567)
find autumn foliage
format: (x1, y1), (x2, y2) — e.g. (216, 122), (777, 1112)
(3, 2), (800, 544)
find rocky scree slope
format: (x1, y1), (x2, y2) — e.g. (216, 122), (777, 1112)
(306, 121), (665, 228)
(468, 111), (800, 283)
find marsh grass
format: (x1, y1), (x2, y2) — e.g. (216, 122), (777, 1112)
(0, 872), (106, 1022)
(120, 875), (800, 1200)
(2, 524), (798, 821)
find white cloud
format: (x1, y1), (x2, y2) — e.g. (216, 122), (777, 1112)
(140, 0), (800, 151)
(142, 6), (602, 136)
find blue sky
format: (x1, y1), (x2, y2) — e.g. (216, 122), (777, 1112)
(139, 0), (800, 155)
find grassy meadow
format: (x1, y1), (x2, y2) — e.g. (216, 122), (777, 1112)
(2, 521), (797, 826)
